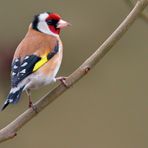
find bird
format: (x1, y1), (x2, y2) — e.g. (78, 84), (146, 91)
(1, 11), (70, 111)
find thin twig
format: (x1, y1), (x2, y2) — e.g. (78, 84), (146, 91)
(0, 0), (148, 143)
(125, 0), (148, 23)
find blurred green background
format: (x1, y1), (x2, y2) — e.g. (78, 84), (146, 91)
(0, 0), (148, 148)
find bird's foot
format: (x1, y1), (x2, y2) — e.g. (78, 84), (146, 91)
(29, 100), (33, 108)
(28, 101), (38, 113)
(55, 76), (69, 88)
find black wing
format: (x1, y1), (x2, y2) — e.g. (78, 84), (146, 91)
(11, 42), (59, 87)
(11, 55), (41, 87)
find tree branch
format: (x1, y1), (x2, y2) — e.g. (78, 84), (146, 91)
(125, 0), (148, 23)
(0, 0), (148, 143)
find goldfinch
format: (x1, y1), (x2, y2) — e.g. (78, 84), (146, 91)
(1, 11), (70, 111)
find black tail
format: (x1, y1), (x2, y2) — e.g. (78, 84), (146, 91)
(1, 87), (24, 111)
(1, 100), (10, 111)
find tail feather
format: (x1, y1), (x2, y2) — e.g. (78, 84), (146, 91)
(1, 86), (24, 111)
(1, 100), (10, 111)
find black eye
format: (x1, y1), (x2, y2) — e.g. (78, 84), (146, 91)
(46, 20), (52, 25)
(46, 19), (59, 26)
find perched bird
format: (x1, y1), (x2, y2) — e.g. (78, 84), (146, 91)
(1, 11), (70, 111)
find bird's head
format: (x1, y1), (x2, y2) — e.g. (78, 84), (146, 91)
(32, 11), (70, 37)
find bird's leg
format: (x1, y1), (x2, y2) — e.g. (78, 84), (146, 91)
(25, 90), (38, 113)
(55, 76), (69, 88)
(25, 89), (33, 108)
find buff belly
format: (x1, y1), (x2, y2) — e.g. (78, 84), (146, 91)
(23, 48), (62, 90)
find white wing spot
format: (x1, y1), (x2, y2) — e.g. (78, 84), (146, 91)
(12, 72), (16, 76)
(15, 59), (19, 62)
(4, 100), (8, 104)
(13, 65), (18, 69)
(9, 99), (13, 103)
(10, 87), (19, 93)
(20, 69), (26, 74)
(24, 56), (29, 60)
(21, 62), (28, 67)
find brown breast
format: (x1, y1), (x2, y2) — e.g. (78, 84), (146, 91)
(14, 26), (58, 59)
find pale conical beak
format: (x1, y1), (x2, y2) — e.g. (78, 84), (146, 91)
(57, 19), (71, 28)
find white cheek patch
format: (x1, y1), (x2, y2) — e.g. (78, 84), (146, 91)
(37, 21), (59, 38)
(39, 12), (48, 21)
(37, 12), (59, 38)
(38, 21), (50, 34)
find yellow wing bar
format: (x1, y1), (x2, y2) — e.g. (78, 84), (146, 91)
(33, 56), (48, 72)
(33, 42), (59, 72)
